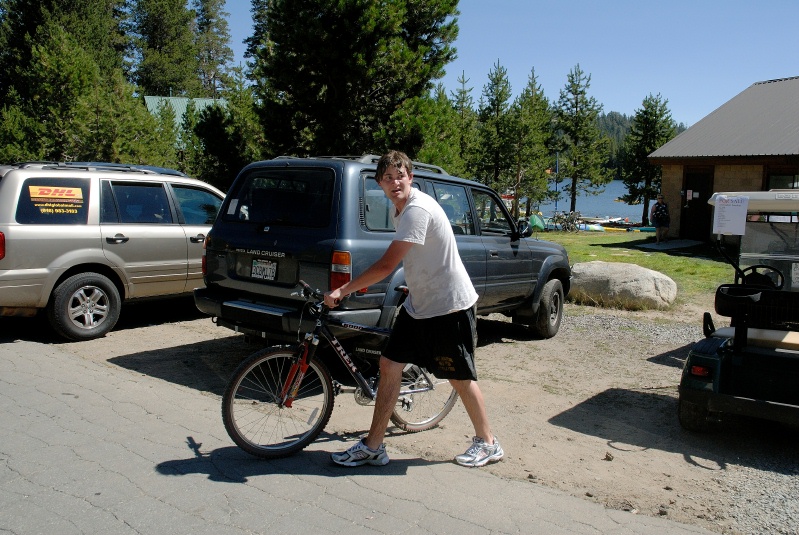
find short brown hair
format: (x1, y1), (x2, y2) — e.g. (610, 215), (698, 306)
(375, 150), (413, 183)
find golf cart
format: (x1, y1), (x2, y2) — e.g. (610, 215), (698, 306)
(678, 190), (799, 431)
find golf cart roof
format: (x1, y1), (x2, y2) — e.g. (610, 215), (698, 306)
(708, 190), (799, 212)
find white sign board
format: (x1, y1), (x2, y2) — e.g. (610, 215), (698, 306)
(712, 195), (749, 235)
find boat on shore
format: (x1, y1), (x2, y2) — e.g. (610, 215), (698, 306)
(581, 216), (628, 225)
(534, 212), (657, 233)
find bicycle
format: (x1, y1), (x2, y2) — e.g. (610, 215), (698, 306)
(549, 210), (566, 231)
(221, 280), (459, 458)
(565, 210), (581, 232)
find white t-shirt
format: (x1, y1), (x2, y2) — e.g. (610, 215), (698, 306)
(392, 188), (478, 318)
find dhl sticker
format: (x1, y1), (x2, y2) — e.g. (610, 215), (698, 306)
(29, 186), (84, 199)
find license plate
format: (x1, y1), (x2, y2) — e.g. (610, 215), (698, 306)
(251, 259), (277, 280)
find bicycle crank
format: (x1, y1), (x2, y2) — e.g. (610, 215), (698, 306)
(353, 387), (374, 406)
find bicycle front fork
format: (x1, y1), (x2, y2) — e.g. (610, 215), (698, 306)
(279, 335), (319, 407)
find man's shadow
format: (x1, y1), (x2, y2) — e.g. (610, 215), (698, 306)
(156, 432), (448, 482)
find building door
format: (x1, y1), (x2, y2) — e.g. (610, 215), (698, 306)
(680, 167), (714, 241)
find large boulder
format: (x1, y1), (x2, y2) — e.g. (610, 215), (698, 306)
(570, 261), (677, 310)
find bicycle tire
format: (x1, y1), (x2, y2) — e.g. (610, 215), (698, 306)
(390, 365), (458, 432)
(222, 346), (334, 458)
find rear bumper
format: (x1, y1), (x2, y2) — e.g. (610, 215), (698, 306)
(194, 287), (382, 342)
(679, 335), (799, 426)
(679, 386), (799, 426)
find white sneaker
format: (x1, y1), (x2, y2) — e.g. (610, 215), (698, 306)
(454, 436), (504, 467)
(331, 439), (389, 467)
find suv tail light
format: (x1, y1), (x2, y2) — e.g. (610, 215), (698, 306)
(0, 231), (4, 260)
(330, 250), (351, 290)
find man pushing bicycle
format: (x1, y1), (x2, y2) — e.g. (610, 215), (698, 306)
(324, 150), (503, 468)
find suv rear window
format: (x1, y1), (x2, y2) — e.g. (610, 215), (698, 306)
(223, 168), (334, 228)
(15, 177), (90, 224)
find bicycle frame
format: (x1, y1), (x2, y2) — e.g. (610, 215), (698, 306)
(279, 281), (444, 410)
(281, 300), (391, 407)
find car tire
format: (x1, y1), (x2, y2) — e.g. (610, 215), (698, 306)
(531, 278), (563, 339)
(47, 273), (121, 341)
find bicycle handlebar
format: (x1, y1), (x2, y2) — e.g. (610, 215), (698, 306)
(296, 279), (323, 300)
(294, 280), (408, 305)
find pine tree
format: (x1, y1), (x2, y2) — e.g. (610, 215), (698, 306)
(476, 61), (513, 189)
(0, 0), (129, 103)
(413, 86), (467, 175)
(0, 13), (177, 165)
(554, 64), (613, 213)
(620, 93), (677, 225)
(7, 20), (99, 161)
(249, 0), (458, 156)
(244, 0), (269, 64)
(450, 72), (481, 179)
(508, 68), (553, 218)
(84, 73), (177, 168)
(131, 0), (201, 96)
(193, 0), (234, 98)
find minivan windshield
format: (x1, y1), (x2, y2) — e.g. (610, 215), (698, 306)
(222, 168), (334, 227)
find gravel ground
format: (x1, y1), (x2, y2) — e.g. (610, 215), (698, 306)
(556, 309), (799, 535)
(726, 453), (799, 534)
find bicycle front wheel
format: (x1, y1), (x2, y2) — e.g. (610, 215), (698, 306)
(222, 346), (334, 458)
(390, 365), (458, 432)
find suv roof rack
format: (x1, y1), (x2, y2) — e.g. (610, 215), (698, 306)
(275, 154), (449, 175)
(8, 161), (186, 176)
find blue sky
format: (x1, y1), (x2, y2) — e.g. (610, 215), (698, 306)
(225, 0), (798, 127)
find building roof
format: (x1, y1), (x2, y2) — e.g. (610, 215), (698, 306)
(649, 76), (799, 161)
(143, 96), (226, 130)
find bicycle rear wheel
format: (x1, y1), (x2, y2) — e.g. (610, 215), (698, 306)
(222, 346), (334, 458)
(390, 365), (458, 432)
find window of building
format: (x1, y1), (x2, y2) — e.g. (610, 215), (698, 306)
(766, 167), (799, 189)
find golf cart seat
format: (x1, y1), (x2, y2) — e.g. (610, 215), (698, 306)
(709, 284), (799, 351)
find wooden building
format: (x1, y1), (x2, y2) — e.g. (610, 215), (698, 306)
(649, 77), (799, 240)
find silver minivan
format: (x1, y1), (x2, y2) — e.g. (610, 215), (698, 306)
(0, 162), (224, 340)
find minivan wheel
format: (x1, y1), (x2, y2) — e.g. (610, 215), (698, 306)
(531, 279), (563, 339)
(47, 273), (121, 341)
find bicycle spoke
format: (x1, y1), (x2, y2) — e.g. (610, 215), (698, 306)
(222, 348), (334, 458)
(390, 365), (458, 432)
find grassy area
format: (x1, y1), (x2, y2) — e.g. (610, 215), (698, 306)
(538, 230), (733, 306)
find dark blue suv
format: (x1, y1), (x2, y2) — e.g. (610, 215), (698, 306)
(194, 155), (571, 353)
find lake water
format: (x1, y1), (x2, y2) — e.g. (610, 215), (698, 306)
(532, 180), (647, 223)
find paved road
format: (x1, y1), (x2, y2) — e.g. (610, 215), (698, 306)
(0, 335), (713, 534)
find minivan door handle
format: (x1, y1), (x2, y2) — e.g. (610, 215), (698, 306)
(489, 250), (499, 257)
(189, 233), (206, 243)
(106, 234), (129, 244)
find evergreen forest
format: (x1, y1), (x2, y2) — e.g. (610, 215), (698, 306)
(0, 0), (687, 222)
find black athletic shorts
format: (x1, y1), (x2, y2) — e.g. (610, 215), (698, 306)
(383, 306), (478, 381)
